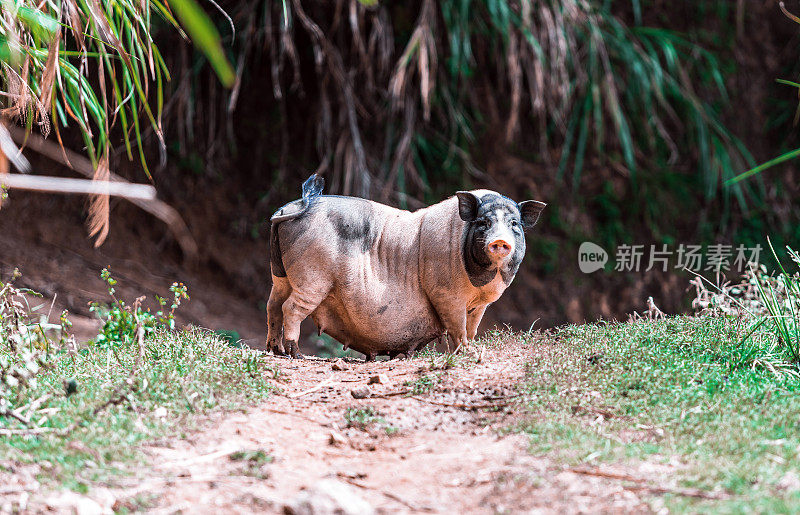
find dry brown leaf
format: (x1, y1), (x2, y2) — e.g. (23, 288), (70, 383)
(38, 34), (60, 138)
(87, 153), (110, 246)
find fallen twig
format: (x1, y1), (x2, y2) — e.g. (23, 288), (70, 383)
(569, 468), (729, 500)
(0, 407), (31, 426)
(410, 395), (518, 410)
(288, 377), (336, 398)
(370, 390), (411, 398)
(165, 447), (242, 468)
(336, 473), (435, 512)
(571, 405), (630, 420)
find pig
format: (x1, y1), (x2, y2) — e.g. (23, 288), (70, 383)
(266, 174), (545, 360)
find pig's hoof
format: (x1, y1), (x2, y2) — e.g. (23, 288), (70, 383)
(287, 340), (303, 359)
(268, 340), (287, 356)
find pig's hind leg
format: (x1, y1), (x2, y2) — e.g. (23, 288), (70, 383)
(281, 287), (330, 358)
(267, 276), (292, 355)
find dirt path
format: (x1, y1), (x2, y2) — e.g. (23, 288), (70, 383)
(57, 342), (650, 514)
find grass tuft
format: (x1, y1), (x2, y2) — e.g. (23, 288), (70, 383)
(514, 316), (800, 510)
(0, 271), (276, 493)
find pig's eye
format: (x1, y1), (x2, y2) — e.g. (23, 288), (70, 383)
(476, 219), (489, 229)
(511, 219), (519, 228)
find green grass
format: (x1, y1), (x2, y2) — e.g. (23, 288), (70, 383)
(404, 373), (442, 395)
(0, 328), (277, 492)
(229, 449), (274, 478)
(514, 316), (800, 511)
(344, 406), (383, 428)
(344, 406), (398, 435)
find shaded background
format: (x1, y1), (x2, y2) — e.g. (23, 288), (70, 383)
(2, 0), (800, 350)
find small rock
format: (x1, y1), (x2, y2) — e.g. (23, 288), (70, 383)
(153, 407), (168, 418)
(286, 479), (374, 515)
(331, 359), (348, 371)
(328, 431), (347, 446)
(350, 386), (371, 399)
(368, 374), (388, 385)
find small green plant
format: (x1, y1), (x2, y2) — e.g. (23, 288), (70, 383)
(425, 350), (464, 370)
(404, 373), (441, 395)
(344, 406), (400, 436)
(230, 449), (273, 464)
(90, 268), (189, 348)
(344, 406), (381, 428)
(745, 241), (800, 368)
(230, 448), (274, 477)
(343, 406), (399, 435)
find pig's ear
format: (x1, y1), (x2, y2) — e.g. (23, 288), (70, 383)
(456, 192), (480, 222)
(519, 200), (546, 231)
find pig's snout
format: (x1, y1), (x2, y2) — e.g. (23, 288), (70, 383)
(487, 239), (513, 258)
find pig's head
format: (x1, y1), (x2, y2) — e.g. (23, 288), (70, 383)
(456, 191), (546, 286)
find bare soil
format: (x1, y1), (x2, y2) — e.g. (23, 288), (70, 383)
(21, 341), (682, 514)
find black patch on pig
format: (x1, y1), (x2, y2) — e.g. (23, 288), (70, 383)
(377, 305), (389, 314)
(463, 223), (497, 287)
(462, 193), (527, 287)
(327, 199), (379, 253)
(269, 222), (287, 277)
(500, 247), (523, 285)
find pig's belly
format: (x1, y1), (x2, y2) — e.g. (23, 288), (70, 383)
(311, 291), (443, 355)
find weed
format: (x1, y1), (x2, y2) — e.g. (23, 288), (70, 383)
(343, 406), (398, 435)
(215, 330), (242, 347)
(690, 243), (800, 372)
(229, 449), (274, 479)
(746, 241), (800, 367)
(344, 406), (381, 428)
(417, 344), (465, 370)
(230, 449), (273, 464)
(90, 268), (189, 348)
(404, 374), (442, 395)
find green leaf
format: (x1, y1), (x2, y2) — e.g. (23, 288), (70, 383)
(727, 148), (800, 185)
(168, 0), (235, 87)
(16, 6), (59, 36)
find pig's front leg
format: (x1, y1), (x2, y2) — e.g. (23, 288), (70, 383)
(433, 301), (468, 353)
(466, 304), (488, 340)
